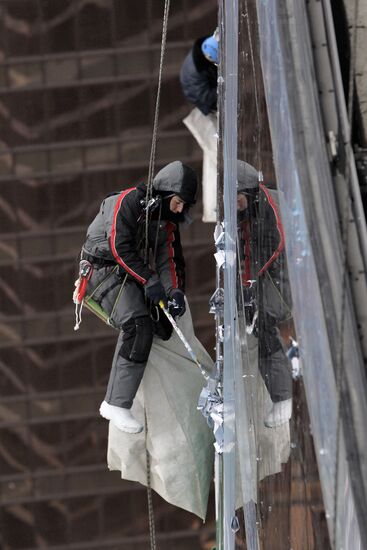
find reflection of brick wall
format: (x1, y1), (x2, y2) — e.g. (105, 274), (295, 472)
(258, 381), (331, 550)
(0, 2), (216, 548)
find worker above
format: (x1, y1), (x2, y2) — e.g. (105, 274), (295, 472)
(180, 30), (218, 116)
(75, 161), (198, 434)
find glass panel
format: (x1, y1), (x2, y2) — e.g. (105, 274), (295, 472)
(45, 58), (78, 84)
(50, 147), (83, 172)
(0, 150), (13, 175)
(8, 62), (43, 89)
(81, 54), (114, 80)
(85, 143), (118, 167)
(15, 150), (47, 175)
(234, 1), (332, 548)
(0, 65), (6, 87)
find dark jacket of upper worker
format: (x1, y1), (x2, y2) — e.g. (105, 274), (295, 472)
(180, 36), (217, 116)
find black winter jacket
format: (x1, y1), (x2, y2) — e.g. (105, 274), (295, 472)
(180, 36), (217, 115)
(83, 183), (185, 294)
(238, 185), (292, 321)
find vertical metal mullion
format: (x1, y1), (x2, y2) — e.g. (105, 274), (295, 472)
(214, 1), (225, 548)
(222, 0), (239, 548)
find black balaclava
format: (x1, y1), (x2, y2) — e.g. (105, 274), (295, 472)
(153, 190), (188, 223)
(152, 161), (198, 224)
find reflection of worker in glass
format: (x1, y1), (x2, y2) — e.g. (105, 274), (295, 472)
(237, 160), (293, 428)
(180, 31), (218, 116)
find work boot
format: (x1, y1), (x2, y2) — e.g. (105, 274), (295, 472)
(99, 401), (143, 434)
(264, 398), (292, 428)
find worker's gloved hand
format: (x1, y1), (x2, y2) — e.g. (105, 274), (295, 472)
(169, 289), (186, 318)
(145, 275), (168, 307)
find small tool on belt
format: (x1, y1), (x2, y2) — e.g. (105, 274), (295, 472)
(73, 260), (93, 331)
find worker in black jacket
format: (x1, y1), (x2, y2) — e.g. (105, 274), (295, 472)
(237, 160), (294, 428)
(180, 33), (218, 115)
(76, 161), (198, 434)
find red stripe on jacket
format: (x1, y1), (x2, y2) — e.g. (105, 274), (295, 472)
(110, 187), (147, 285)
(258, 183), (285, 276)
(165, 222), (178, 289)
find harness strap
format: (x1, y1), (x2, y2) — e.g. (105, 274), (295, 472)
(98, 278), (123, 302)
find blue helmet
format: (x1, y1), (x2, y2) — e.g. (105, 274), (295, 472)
(201, 35), (219, 65)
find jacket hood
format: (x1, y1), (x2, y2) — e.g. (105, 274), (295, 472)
(237, 160), (259, 192)
(153, 161), (198, 204)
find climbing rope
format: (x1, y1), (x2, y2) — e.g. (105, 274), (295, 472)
(144, 0), (171, 263)
(143, 2), (171, 548)
(145, 410), (157, 550)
